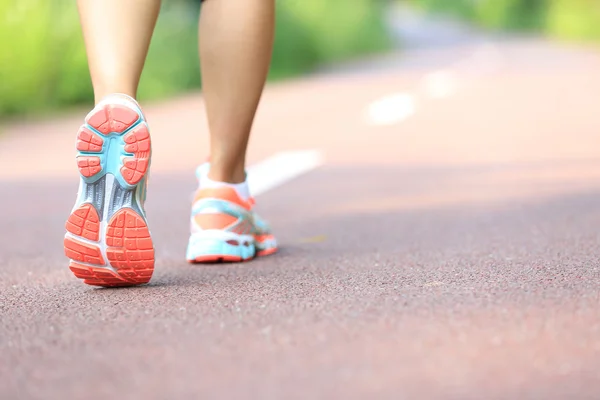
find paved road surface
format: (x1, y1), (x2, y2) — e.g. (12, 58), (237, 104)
(2, 8), (600, 400)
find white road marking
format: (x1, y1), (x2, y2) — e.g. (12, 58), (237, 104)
(422, 69), (457, 99)
(465, 42), (504, 75)
(363, 42), (502, 127)
(246, 149), (324, 196)
(365, 93), (416, 126)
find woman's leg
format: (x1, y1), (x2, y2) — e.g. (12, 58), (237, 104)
(64, 0), (161, 287)
(186, 0), (278, 263)
(199, 0), (275, 183)
(77, 0), (161, 102)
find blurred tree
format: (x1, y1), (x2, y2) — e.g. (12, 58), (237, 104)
(0, 0), (391, 117)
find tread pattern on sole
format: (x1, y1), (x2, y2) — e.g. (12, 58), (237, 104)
(66, 204), (100, 242)
(76, 126), (104, 152)
(64, 235), (105, 265)
(67, 103), (155, 287)
(65, 206), (154, 287)
(77, 156), (102, 178)
(69, 262), (141, 287)
(86, 104), (139, 135)
(106, 209), (154, 282)
(121, 124), (151, 185)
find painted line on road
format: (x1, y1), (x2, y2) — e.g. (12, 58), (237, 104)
(364, 92), (415, 126)
(422, 69), (457, 99)
(247, 149), (324, 196)
(363, 42), (502, 128)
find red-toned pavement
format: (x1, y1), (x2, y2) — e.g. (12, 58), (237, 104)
(2, 25), (600, 400)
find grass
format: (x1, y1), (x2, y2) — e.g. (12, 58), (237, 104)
(0, 0), (391, 118)
(409, 0), (600, 40)
(0, 1), (91, 116)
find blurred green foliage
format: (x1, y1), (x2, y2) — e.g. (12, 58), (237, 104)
(545, 0), (600, 42)
(409, 0), (600, 39)
(0, 0), (390, 118)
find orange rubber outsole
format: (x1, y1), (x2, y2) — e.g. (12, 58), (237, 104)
(65, 103), (154, 287)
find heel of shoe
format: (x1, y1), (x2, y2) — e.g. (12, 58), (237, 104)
(64, 205), (154, 287)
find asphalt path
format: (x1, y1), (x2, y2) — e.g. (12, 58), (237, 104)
(2, 9), (600, 400)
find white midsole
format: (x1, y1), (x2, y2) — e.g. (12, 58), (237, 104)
(188, 230), (254, 243)
(187, 229), (277, 253)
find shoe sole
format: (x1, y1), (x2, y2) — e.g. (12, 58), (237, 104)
(64, 103), (154, 287)
(189, 248), (278, 263)
(186, 231), (277, 263)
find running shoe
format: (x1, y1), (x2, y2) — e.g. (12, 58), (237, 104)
(64, 94), (154, 287)
(186, 165), (277, 262)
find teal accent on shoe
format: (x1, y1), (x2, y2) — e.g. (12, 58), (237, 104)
(79, 118), (144, 190)
(186, 233), (256, 261)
